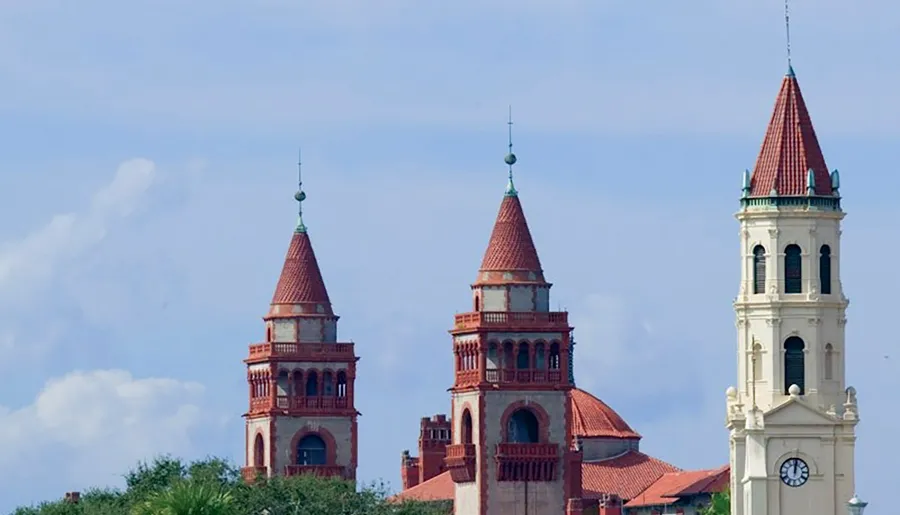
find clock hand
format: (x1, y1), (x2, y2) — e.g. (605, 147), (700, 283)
(793, 461), (797, 475)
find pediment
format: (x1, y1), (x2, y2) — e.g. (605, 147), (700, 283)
(764, 398), (838, 426)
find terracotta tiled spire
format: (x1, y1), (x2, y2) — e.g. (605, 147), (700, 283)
(748, 66), (833, 197)
(270, 230), (333, 313)
(480, 194), (542, 273)
(269, 154), (333, 315)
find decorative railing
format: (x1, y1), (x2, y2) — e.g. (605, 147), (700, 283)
(240, 466), (267, 483)
(252, 396), (350, 413)
(494, 443), (559, 482)
(444, 444), (477, 483)
(284, 465), (345, 478)
(457, 368), (562, 387)
(740, 195), (841, 211)
(453, 312), (569, 331)
(246, 342), (355, 360)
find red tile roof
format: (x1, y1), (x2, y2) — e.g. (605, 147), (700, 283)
(571, 388), (641, 440)
(270, 231), (333, 313)
(624, 465), (730, 508)
(749, 67), (832, 197)
(393, 452), (680, 504)
(582, 451), (680, 501)
(478, 194), (543, 277)
(390, 471), (453, 502)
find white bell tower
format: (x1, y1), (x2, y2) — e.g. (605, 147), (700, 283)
(726, 66), (859, 515)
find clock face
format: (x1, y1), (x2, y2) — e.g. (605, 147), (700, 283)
(780, 458), (810, 487)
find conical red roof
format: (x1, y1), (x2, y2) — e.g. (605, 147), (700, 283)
(477, 194), (544, 284)
(749, 68), (832, 197)
(270, 230), (333, 315)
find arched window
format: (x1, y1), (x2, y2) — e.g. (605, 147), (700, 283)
(474, 296), (480, 311)
(534, 341), (546, 370)
(784, 244), (803, 294)
(752, 245), (766, 294)
(266, 326), (273, 342)
(322, 371), (334, 396)
(784, 337), (805, 395)
(819, 245), (832, 294)
(548, 342), (560, 370)
(296, 434), (327, 466)
(253, 434), (265, 468)
(486, 342), (499, 370)
(516, 342), (530, 369)
(276, 370), (290, 397)
(462, 410), (473, 445)
(502, 341), (515, 370)
(336, 371), (347, 398)
(305, 370), (319, 397)
(506, 409), (539, 443)
(824, 344), (834, 381)
(292, 371), (304, 397)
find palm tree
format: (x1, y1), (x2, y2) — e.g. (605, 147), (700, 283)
(131, 480), (236, 515)
(700, 490), (730, 515)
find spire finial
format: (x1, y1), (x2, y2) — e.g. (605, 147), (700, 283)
(785, 0), (794, 75)
(294, 148), (307, 233)
(504, 105), (518, 196)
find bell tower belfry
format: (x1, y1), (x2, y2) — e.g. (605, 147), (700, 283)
(242, 154), (359, 483)
(443, 117), (585, 515)
(726, 66), (859, 515)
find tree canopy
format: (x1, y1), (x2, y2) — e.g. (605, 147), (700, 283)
(699, 489), (730, 515)
(11, 456), (450, 515)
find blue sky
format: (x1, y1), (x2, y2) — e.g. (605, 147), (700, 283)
(1, 0), (898, 511)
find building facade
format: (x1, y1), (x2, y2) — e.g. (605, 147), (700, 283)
(726, 65), (859, 515)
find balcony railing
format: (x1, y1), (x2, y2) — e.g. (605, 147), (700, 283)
(495, 443), (559, 482)
(456, 368), (563, 387)
(246, 342), (355, 361)
(240, 466), (267, 483)
(444, 444), (477, 483)
(284, 465), (346, 478)
(251, 396), (350, 413)
(454, 312), (569, 331)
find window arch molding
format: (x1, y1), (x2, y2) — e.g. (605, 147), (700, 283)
(499, 401), (550, 443)
(252, 432), (266, 468)
(784, 244), (803, 294)
(783, 336), (806, 395)
(289, 426), (338, 465)
(460, 407), (474, 445)
(819, 244), (833, 294)
(752, 244), (767, 294)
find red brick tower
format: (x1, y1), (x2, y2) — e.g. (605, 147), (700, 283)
(242, 156), (359, 482)
(444, 120), (584, 515)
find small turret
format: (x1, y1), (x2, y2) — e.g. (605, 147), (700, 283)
(742, 169), (751, 199)
(807, 168), (816, 196)
(831, 169), (841, 195)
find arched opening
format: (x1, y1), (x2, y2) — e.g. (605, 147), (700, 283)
(548, 342), (561, 370)
(533, 341), (546, 370)
(336, 371), (348, 398)
(292, 370), (304, 398)
(516, 342), (530, 369)
(784, 337), (805, 395)
(253, 434), (265, 468)
(305, 370), (319, 397)
(784, 244), (803, 294)
(296, 434), (327, 466)
(322, 371), (334, 396)
(824, 344), (834, 380)
(486, 342), (499, 370)
(474, 295), (480, 311)
(819, 245), (832, 294)
(752, 245), (766, 294)
(462, 409), (473, 445)
(266, 326), (273, 342)
(276, 369), (290, 397)
(502, 341), (515, 370)
(506, 408), (539, 443)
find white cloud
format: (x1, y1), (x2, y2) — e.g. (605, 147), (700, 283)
(0, 369), (209, 507)
(0, 158), (155, 304)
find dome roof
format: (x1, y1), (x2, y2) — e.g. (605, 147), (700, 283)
(571, 388), (641, 439)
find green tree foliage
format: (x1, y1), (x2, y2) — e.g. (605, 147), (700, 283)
(11, 456), (448, 515)
(699, 489), (731, 515)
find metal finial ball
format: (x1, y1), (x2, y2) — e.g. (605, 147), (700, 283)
(504, 153), (517, 166)
(295, 190), (306, 202)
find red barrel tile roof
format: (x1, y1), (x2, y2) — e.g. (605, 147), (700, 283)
(270, 231), (333, 312)
(582, 451), (681, 501)
(571, 388), (641, 440)
(625, 465), (730, 508)
(749, 69), (832, 197)
(479, 194), (543, 274)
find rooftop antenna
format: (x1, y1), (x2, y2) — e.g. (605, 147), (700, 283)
(785, 0), (794, 75)
(504, 105), (518, 196)
(294, 148), (307, 233)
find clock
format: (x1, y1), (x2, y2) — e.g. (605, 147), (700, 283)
(780, 457), (810, 487)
